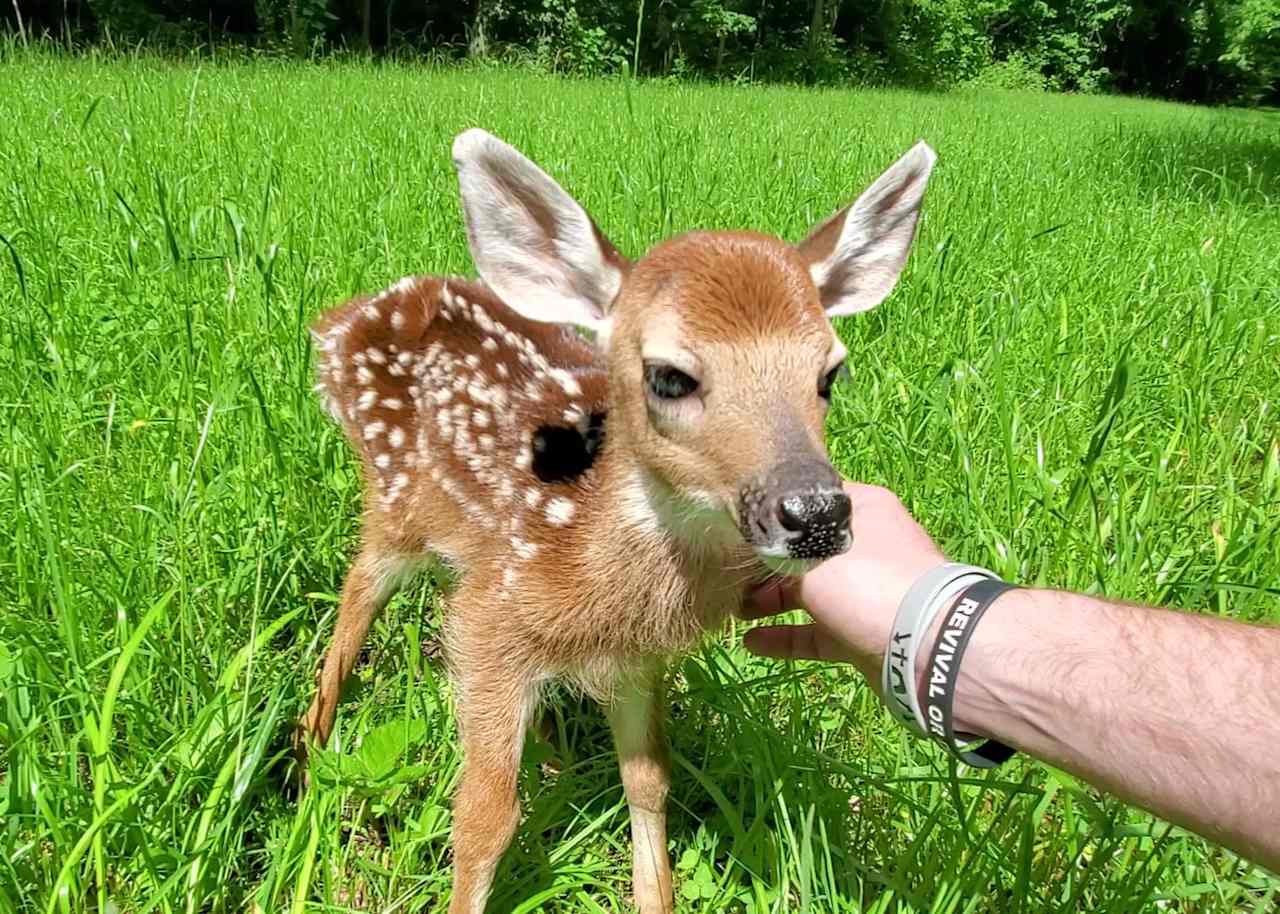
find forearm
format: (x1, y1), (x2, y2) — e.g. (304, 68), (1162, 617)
(947, 587), (1280, 873)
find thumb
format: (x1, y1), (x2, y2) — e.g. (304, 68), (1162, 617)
(743, 623), (830, 661)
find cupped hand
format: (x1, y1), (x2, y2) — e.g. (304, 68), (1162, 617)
(740, 482), (946, 688)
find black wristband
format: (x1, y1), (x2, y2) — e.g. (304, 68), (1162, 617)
(922, 577), (1018, 768)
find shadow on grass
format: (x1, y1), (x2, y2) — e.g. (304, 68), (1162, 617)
(1095, 118), (1280, 210)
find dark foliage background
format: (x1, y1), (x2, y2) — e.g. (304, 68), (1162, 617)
(4, 0), (1278, 106)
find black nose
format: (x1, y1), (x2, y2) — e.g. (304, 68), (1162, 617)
(777, 489), (851, 534)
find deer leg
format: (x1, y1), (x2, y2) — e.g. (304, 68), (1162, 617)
(297, 547), (411, 754)
(607, 672), (674, 914)
(448, 665), (540, 914)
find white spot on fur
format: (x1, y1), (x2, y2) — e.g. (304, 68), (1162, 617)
(524, 488), (543, 509)
(363, 304), (380, 320)
(467, 380), (491, 404)
(375, 453), (391, 469)
(498, 477), (515, 501)
(382, 397), (403, 410)
(392, 276), (417, 295)
(388, 426), (405, 448)
(479, 434), (494, 451)
(363, 420), (386, 440)
(366, 347), (387, 365)
(515, 446), (532, 471)
(563, 405), (583, 424)
(432, 388), (453, 405)
(357, 389), (377, 411)
(390, 309), (405, 330)
(511, 537), (538, 560)
(356, 366), (374, 384)
(473, 409), (490, 428)
(548, 369), (581, 397)
(398, 350), (415, 367)
(482, 337), (499, 352)
(545, 496), (575, 526)
(502, 567), (517, 588)
(496, 363), (510, 379)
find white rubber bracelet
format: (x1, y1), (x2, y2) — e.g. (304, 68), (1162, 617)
(882, 563), (997, 737)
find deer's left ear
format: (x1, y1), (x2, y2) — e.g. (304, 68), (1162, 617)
(452, 129), (629, 337)
(796, 141), (937, 318)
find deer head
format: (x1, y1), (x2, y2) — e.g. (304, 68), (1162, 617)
(452, 129), (936, 573)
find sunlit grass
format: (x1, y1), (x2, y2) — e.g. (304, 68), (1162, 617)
(1, 45), (1278, 913)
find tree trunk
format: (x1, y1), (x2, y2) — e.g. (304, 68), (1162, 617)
(470, 0), (489, 57)
(361, 0), (372, 49)
(808, 0), (825, 51)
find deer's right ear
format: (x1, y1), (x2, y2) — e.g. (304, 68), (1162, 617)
(452, 129), (628, 336)
(797, 141), (937, 318)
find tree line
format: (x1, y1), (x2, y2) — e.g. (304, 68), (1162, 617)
(6, 0), (1279, 105)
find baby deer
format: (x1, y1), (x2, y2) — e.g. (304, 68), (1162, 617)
(298, 129), (936, 913)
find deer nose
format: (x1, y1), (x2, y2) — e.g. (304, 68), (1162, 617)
(776, 489), (851, 535)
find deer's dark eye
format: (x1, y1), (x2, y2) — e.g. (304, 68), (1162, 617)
(645, 363), (699, 400)
(819, 361), (848, 400)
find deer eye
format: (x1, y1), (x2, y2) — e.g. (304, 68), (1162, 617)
(819, 361), (848, 400)
(645, 362), (699, 400)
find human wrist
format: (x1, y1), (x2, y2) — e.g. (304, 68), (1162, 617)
(881, 563), (995, 738)
(943, 586), (1041, 740)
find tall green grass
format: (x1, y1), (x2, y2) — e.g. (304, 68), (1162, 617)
(1, 47), (1277, 913)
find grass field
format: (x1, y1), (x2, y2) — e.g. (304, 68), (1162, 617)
(1, 46), (1278, 913)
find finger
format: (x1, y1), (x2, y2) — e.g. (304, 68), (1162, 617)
(742, 623), (826, 661)
(736, 577), (802, 620)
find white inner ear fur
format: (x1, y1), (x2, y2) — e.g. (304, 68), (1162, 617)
(806, 141), (937, 318)
(452, 129), (623, 335)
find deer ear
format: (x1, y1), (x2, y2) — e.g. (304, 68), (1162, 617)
(797, 141), (937, 318)
(452, 129), (628, 336)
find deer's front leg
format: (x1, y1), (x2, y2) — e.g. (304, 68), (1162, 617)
(449, 665), (540, 914)
(607, 672), (674, 914)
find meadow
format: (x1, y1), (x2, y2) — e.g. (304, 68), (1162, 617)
(1, 47), (1278, 913)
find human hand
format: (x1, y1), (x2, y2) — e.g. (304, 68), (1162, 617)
(740, 482), (947, 688)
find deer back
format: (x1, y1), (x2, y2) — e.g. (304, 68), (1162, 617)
(311, 276), (609, 563)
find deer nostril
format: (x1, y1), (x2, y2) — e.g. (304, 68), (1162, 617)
(830, 491), (852, 527)
(777, 495), (808, 532)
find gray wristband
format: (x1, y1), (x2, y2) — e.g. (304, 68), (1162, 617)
(882, 563), (997, 737)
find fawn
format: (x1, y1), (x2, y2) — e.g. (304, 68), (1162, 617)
(297, 129), (936, 913)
